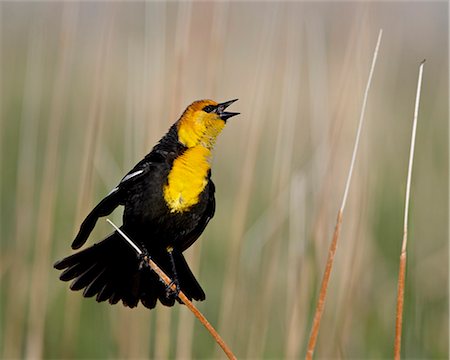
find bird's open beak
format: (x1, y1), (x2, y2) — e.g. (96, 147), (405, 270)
(217, 99), (239, 121)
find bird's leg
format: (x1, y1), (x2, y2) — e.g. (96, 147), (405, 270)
(165, 246), (181, 299)
(137, 247), (151, 271)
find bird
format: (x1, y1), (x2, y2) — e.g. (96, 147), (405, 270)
(54, 99), (239, 309)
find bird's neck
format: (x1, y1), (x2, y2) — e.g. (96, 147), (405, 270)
(177, 116), (225, 149)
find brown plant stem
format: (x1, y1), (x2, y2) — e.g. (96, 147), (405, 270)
(306, 210), (342, 360)
(394, 249), (406, 359)
(146, 256), (236, 360)
(305, 29), (383, 359)
(106, 219), (237, 360)
(394, 59), (425, 360)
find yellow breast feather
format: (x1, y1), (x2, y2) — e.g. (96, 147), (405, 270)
(163, 146), (211, 212)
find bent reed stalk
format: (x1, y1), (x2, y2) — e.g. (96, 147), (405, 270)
(106, 219), (237, 360)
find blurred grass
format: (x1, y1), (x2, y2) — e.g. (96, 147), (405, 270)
(1, 1), (448, 359)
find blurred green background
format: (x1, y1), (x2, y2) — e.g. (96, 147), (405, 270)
(1, 1), (448, 359)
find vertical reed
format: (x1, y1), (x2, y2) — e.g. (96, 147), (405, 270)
(306, 29), (383, 359)
(394, 60), (425, 360)
(3, 19), (44, 360)
(25, 5), (78, 358)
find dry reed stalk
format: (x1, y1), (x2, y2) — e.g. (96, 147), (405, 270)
(284, 174), (308, 359)
(60, 8), (114, 356)
(174, 4), (229, 358)
(309, 10), (367, 269)
(246, 9), (300, 357)
(2, 21), (43, 359)
(145, 1), (167, 150)
(306, 11), (368, 357)
(170, 1), (192, 116)
(117, 5), (171, 356)
(25, 5), (78, 358)
(305, 11), (330, 178)
(305, 29), (383, 359)
(218, 5), (280, 348)
(394, 60), (425, 360)
(0, 3), (2, 228)
(152, 3), (193, 358)
(153, 306), (172, 359)
(331, 177), (369, 354)
(174, 244), (200, 359)
(205, 1), (230, 96)
(284, 10), (334, 357)
(106, 219), (237, 360)
(116, 30), (152, 360)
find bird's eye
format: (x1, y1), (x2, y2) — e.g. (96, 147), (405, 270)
(203, 105), (215, 113)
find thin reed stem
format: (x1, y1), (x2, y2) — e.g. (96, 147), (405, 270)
(305, 29), (383, 359)
(394, 59), (425, 360)
(341, 29), (383, 212)
(25, 6), (78, 358)
(61, 9), (113, 357)
(218, 6), (280, 348)
(106, 219), (237, 360)
(3, 21), (43, 359)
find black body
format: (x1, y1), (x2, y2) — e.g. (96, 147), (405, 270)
(54, 124), (215, 308)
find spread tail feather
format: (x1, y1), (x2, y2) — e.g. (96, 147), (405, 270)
(54, 231), (205, 308)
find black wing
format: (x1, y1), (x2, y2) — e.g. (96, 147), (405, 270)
(71, 155), (158, 250)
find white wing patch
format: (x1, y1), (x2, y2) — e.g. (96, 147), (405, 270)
(121, 169), (144, 183)
(106, 169), (144, 196)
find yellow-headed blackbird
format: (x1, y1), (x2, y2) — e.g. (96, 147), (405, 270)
(54, 99), (239, 309)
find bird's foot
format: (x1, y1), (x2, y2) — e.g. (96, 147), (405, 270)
(137, 249), (151, 271)
(165, 278), (181, 299)
(165, 247), (181, 299)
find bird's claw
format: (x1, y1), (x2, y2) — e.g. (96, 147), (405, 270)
(137, 249), (151, 271)
(165, 279), (181, 299)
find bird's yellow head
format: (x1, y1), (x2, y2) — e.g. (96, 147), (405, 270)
(177, 99), (239, 149)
